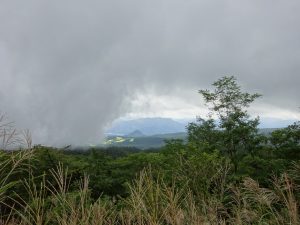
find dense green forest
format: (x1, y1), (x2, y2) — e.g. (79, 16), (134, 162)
(0, 76), (299, 224)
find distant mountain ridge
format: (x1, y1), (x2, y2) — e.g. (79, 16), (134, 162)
(103, 128), (280, 149)
(107, 117), (186, 136)
(106, 117), (296, 137)
(126, 130), (145, 137)
(103, 116), (297, 149)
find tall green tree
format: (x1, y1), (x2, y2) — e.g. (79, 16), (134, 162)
(189, 76), (262, 171)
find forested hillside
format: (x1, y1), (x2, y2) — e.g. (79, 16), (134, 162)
(0, 77), (299, 224)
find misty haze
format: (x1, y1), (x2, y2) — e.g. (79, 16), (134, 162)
(0, 1), (299, 224)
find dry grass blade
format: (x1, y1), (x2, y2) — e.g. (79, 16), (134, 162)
(48, 162), (70, 196)
(273, 173), (299, 225)
(0, 113), (33, 150)
(4, 174), (50, 225)
(0, 149), (34, 204)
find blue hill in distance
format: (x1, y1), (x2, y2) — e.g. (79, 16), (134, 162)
(126, 130), (145, 137)
(106, 117), (296, 136)
(102, 117), (298, 149)
(106, 117), (186, 136)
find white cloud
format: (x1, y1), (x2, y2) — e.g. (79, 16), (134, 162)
(0, 0), (299, 145)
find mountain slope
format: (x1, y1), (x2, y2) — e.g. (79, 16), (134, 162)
(107, 117), (186, 136)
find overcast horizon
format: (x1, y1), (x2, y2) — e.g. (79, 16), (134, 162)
(1, 0), (300, 145)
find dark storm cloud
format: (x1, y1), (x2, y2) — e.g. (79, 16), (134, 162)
(0, 0), (299, 145)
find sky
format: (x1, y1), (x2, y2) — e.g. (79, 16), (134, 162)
(0, 0), (299, 145)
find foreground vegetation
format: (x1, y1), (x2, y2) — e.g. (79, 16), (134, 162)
(0, 76), (299, 224)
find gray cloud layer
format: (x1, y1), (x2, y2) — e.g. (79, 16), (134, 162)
(0, 0), (299, 145)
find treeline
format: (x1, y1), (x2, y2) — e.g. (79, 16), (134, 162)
(0, 76), (299, 224)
